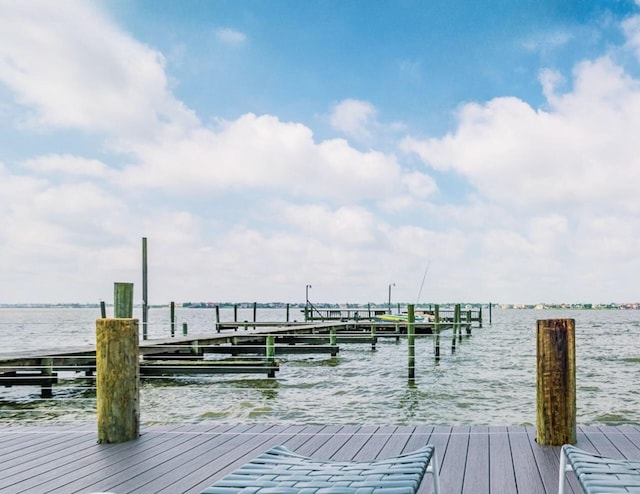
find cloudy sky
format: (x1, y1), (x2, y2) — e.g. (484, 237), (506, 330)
(1, 0), (639, 305)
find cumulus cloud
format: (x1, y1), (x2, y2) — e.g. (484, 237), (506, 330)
(0, 0), (198, 140)
(401, 56), (640, 215)
(329, 99), (378, 142)
(121, 113), (406, 203)
(1, 0), (639, 304)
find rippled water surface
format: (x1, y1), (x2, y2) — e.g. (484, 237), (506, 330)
(1, 307), (638, 425)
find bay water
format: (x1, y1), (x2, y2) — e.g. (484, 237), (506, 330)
(0, 307), (638, 426)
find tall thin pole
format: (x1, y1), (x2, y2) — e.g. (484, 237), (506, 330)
(388, 283), (395, 314)
(142, 237), (148, 340)
(305, 284), (312, 321)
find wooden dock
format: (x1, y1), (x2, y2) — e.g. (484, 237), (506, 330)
(0, 423), (638, 493)
(0, 320), (461, 396)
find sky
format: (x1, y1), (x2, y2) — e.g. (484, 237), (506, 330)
(1, 0), (640, 306)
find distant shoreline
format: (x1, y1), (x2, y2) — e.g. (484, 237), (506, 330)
(1, 302), (638, 310)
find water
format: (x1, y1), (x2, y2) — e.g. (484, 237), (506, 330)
(1, 307), (639, 426)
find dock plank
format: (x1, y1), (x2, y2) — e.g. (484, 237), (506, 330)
(462, 425), (489, 494)
(488, 425), (517, 494)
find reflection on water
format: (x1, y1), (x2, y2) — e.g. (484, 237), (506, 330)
(1, 308), (639, 425)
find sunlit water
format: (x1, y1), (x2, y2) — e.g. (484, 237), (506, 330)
(0, 307), (638, 426)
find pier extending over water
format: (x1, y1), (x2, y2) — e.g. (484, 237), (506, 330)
(0, 306), (482, 397)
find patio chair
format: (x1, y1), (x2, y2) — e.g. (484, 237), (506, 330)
(201, 444), (440, 494)
(559, 444), (640, 494)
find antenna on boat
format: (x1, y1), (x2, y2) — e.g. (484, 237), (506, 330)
(415, 260), (431, 305)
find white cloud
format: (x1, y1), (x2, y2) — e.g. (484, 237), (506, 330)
(401, 56), (640, 215)
(215, 28), (247, 46)
(1, 1), (639, 304)
(120, 113), (406, 204)
(329, 99), (378, 142)
(0, 0), (197, 140)
(22, 154), (110, 178)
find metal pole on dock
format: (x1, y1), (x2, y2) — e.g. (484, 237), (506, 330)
(170, 301), (175, 337)
(142, 237), (148, 340)
(408, 304), (416, 380)
(536, 318), (576, 446)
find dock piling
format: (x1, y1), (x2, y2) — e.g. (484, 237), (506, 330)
(407, 304), (416, 380)
(114, 282), (133, 318)
(170, 301), (176, 337)
(434, 305), (441, 361)
(96, 317), (139, 443)
(536, 318), (576, 446)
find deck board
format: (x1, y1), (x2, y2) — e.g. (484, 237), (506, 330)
(0, 424), (639, 493)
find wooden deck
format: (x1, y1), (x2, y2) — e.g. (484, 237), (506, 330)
(0, 424), (638, 493)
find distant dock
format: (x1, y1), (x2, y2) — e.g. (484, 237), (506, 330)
(0, 306), (482, 397)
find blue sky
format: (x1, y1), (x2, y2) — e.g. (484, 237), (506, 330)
(1, 0), (639, 305)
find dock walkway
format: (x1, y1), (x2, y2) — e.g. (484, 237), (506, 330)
(0, 423), (638, 493)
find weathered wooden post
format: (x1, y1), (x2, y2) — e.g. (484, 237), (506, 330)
(536, 319), (576, 446)
(465, 310), (472, 336)
(40, 357), (54, 398)
(479, 306), (483, 328)
(96, 283), (139, 443)
(170, 301), (176, 337)
(266, 335), (276, 378)
(433, 304), (441, 361)
(489, 302), (492, 325)
(233, 304), (238, 322)
(408, 304), (416, 381)
(329, 328), (337, 356)
(215, 305), (221, 332)
(182, 322), (188, 336)
(253, 302), (257, 329)
(286, 303), (290, 322)
(100, 301), (106, 318)
(451, 304), (460, 353)
(370, 323), (377, 351)
(114, 283), (133, 318)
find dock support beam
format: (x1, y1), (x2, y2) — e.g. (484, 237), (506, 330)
(408, 304), (415, 381)
(536, 318), (576, 446)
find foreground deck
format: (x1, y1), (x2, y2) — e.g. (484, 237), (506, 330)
(0, 424), (638, 493)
